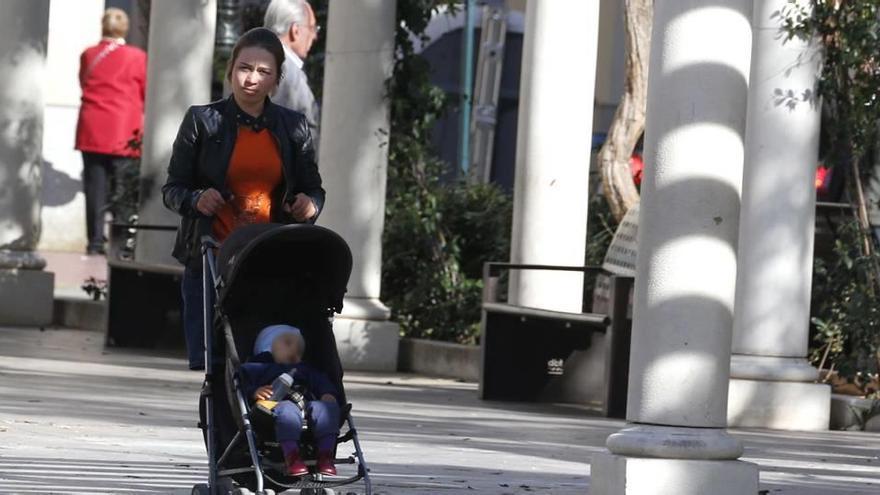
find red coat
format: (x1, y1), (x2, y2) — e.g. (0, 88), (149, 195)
(75, 40), (147, 157)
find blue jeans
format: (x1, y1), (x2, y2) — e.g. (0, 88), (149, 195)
(181, 263), (211, 370)
(273, 400), (340, 452)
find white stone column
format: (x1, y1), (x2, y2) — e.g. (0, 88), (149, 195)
(592, 1), (759, 493)
(0, 0), (54, 326)
(727, 0), (829, 431)
(134, 0), (217, 268)
(317, 0), (399, 371)
(507, 0), (600, 313)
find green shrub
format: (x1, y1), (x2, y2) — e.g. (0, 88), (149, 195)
(785, 1), (880, 388)
(810, 221), (880, 381)
(379, 1), (513, 345)
(382, 154), (512, 344)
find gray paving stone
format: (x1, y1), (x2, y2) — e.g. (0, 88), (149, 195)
(0, 327), (877, 494)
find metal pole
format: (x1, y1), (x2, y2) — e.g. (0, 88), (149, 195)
(459, 0), (476, 174)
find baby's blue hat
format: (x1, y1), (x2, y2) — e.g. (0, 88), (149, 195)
(253, 324), (303, 355)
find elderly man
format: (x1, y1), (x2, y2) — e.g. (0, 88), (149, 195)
(264, 0), (321, 144)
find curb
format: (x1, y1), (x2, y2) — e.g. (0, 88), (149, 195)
(397, 337), (480, 382)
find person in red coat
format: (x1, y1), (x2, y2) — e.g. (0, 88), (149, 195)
(75, 8), (146, 255)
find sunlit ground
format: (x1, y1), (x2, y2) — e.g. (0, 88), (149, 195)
(0, 327), (877, 494)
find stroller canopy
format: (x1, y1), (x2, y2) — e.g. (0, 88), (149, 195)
(215, 223), (352, 316)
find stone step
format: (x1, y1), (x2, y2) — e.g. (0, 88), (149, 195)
(830, 393), (880, 432)
(53, 293), (106, 332)
(397, 337), (479, 382)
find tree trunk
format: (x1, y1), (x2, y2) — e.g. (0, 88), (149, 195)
(599, 0), (652, 222)
(849, 156), (880, 294)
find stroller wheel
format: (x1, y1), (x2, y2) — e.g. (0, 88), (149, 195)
(191, 484), (210, 495)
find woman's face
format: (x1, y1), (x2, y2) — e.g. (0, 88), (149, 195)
(230, 46), (278, 107)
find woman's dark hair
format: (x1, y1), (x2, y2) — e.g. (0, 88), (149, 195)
(225, 27), (285, 83)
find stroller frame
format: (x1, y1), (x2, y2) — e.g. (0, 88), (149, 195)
(196, 235), (372, 495)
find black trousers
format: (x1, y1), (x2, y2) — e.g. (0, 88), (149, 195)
(81, 152), (136, 251)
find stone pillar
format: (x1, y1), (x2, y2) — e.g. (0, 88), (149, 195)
(0, 0), (54, 326)
(134, 0), (217, 268)
(317, 0), (399, 371)
(591, 1), (759, 494)
(727, 0), (829, 431)
(507, 0), (600, 313)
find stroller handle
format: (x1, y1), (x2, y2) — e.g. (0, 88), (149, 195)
(200, 235), (220, 252)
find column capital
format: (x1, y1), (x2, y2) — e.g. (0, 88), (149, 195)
(606, 424), (743, 460)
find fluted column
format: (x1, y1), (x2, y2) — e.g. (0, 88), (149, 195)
(0, 0), (54, 326)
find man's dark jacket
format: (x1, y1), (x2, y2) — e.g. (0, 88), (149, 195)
(161, 96), (325, 265)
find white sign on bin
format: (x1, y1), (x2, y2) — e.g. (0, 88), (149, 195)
(602, 202), (639, 277)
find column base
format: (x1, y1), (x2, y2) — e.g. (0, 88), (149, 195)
(730, 354), (818, 382)
(339, 296), (392, 320)
(0, 268), (54, 326)
(606, 425), (743, 459)
(333, 316), (400, 372)
(591, 452), (758, 495)
(727, 378), (830, 430)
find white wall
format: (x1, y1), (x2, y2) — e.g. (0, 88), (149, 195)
(38, 0), (105, 252)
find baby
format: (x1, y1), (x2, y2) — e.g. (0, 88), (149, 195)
(241, 324), (340, 477)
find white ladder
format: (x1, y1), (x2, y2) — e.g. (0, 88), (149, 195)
(468, 0), (509, 184)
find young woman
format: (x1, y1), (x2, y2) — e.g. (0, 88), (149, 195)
(162, 28), (324, 370)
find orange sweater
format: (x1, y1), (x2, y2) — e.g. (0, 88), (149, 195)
(213, 127), (282, 241)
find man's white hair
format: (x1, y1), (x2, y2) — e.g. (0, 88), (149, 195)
(264, 0), (310, 37)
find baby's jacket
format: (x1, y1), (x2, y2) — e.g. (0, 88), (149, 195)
(240, 351), (338, 403)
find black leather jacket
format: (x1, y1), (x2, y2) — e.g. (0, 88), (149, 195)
(162, 96), (325, 266)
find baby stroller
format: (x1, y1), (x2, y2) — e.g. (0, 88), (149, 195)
(191, 223), (371, 495)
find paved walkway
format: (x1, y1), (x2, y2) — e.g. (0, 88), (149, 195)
(0, 327), (878, 494)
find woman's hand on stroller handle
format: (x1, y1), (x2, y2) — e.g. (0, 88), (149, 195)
(195, 188), (227, 216)
(283, 192), (317, 222)
(320, 393), (336, 403)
